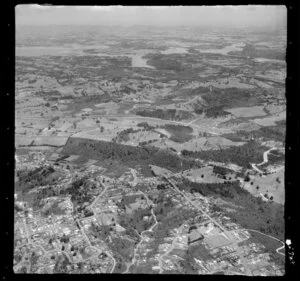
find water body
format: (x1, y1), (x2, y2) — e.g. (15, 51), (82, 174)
(160, 47), (188, 54)
(16, 46), (80, 56)
(131, 54), (154, 69)
(198, 42), (246, 55)
(16, 46), (154, 69)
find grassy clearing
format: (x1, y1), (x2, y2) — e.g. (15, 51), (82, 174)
(42, 201), (66, 217)
(244, 168), (285, 205)
(226, 106), (267, 118)
(15, 148), (30, 155)
(66, 94), (112, 113)
(95, 159), (129, 178)
(72, 155), (90, 165)
(182, 140), (268, 169)
(138, 164), (154, 178)
(110, 237), (135, 263)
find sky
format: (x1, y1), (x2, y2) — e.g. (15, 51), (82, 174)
(15, 5), (287, 28)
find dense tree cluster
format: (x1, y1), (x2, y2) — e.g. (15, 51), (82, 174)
(162, 124), (194, 143)
(63, 138), (200, 172)
(178, 179), (245, 198)
(201, 88), (260, 109)
(62, 176), (94, 208)
(232, 125), (286, 143)
(147, 55), (185, 71)
(180, 242), (213, 274)
(137, 122), (155, 130)
(267, 150), (285, 165)
(89, 222), (112, 242)
(17, 166), (58, 194)
(53, 254), (71, 273)
(116, 128), (140, 143)
(116, 194), (144, 210)
(204, 106), (231, 118)
(139, 139), (157, 146)
(119, 207), (153, 234)
(136, 108), (192, 121)
(193, 102), (230, 118)
(234, 43), (285, 60)
(212, 165), (234, 177)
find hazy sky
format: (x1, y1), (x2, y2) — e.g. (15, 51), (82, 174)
(16, 5), (287, 27)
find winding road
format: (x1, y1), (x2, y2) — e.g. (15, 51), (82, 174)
(239, 228), (285, 257)
(251, 147), (276, 174)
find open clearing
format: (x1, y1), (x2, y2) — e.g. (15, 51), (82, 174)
(182, 166), (235, 183)
(252, 111), (286, 126)
(225, 106), (267, 118)
(244, 168), (284, 204)
(151, 135), (245, 152)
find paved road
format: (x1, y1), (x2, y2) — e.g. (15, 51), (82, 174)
(163, 176), (229, 236)
(276, 245), (285, 255)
